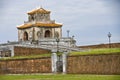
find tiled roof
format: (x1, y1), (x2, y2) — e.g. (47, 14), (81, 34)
(17, 22), (62, 29)
(27, 8), (50, 15)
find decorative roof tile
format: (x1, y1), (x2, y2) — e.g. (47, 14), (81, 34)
(27, 8), (50, 15)
(17, 22), (62, 29)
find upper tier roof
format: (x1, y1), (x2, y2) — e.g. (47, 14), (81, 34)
(27, 7), (50, 15)
(17, 22), (62, 29)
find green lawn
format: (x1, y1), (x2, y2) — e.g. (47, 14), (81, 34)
(0, 74), (120, 80)
(70, 48), (120, 55)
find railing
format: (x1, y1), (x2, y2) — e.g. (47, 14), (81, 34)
(0, 41), (19, 46)
(0, 40), (80, 52)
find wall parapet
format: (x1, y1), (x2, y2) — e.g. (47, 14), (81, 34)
(0, 53), (120, 74)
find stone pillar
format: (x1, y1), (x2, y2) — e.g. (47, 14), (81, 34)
(51, 52), (57, 73)
(0, 51), (1, 58)
(10, 46), (14, 57)
(62, 52), (67, 74)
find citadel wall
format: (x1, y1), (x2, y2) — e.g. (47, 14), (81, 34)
(0, 53), (120, 74)
(67, 53), (120, 74)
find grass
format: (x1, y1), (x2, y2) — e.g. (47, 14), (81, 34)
(0, 74), (120, 80)
(70, 48), (120, 56)
(0, 48), (120, 60)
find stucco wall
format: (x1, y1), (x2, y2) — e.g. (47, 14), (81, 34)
(18, 27), (62, 41)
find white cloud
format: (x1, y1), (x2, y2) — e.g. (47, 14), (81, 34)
(51, 0), (110, 15)
(0, 0), (119, 45)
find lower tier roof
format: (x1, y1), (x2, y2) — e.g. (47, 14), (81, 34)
(17, 22), (62, 29)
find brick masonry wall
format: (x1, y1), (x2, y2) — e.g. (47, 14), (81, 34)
(79, 43), (120, 49)
(14, 46), (51, 56)
(67, 53), (120, 74)
(0, 57), (51, 74)
(0, 53), (120, 74)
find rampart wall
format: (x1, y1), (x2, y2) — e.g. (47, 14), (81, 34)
(0, 53), (120, 74)
(14, 46), (51, 56)
(79, 43), (120, 49)
(67, 53), (120, 74)
(0, 57), (51, 74)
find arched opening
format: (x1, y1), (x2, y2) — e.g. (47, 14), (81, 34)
(45, 30), (51, 38)
(31, 16), (34, 21)
(23, 31), (28, 41)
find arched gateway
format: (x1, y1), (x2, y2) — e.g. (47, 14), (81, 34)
(45, 30), (51, 38)
(16, 7), (76, 74)
(17, 7), (62, 41)
(23, 31), (28, 41)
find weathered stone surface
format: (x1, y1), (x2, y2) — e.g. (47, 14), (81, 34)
(14, 46), (50, 56)
(0, 57), (51, 74)
(0, 53), (120, 74)
(79, 43), (120, 49)
(67, 53), (120, 74)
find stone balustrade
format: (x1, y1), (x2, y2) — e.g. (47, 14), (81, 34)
(0, 37), (80, 58)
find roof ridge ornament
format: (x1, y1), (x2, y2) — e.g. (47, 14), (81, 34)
(27, 7), (50, 15)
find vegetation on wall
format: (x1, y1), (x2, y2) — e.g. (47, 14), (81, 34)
(0, 53), (51, 60)
(70, 48), (120, 55)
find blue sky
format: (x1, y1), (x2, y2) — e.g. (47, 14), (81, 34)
(0, 0), (120, 46)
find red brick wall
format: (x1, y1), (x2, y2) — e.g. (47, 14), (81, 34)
(79, 43), (120, 49)
(1, 53), (120, 74)
(14, 46), (51, 56)
(0, 57), (51, 74)
(67, 53), (120, 74)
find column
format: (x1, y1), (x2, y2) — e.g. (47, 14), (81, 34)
(62, 52), (67, 74)
(10, 46), (14, 57)
(0, 51), (1, 58)
(51, 52), (57, 73)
